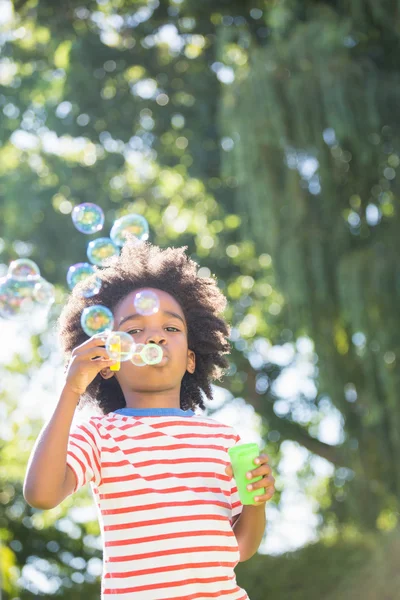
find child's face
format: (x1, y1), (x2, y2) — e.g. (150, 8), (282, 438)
(101, 287), (195, 394)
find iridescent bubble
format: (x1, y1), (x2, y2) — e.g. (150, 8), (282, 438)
(106, 331), (136, 362)
(131, 343), (146, 367)
(67, 263), (101, 298)
(87, 237), (119, 267)
(8, 258), (41, 281)
(134, 290), (160, 316)
(80, 305), (114, 336)
(79, 277), (102, 298)
(141, 343), (163, 365)
(0, 276), (36, 319)
(67, 262), (95, 289)
(72, 203), (105, 234)
(33, 278), (56, 308)
(110, 214), (149, 247)
(92, 330), (112, 340)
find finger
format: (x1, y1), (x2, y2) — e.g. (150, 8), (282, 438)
(253, 453), (269, 466)
(71, 333), (110, 356)
(72, 334), (108, 354)
(253, 487), (275, 503)
(75, 347), (112, 361)
(225, 465), (233, 478)
(247, 475), (275, 491)
(246, 464), (272, 480)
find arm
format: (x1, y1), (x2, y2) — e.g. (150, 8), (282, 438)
(226, 452), (275, 562)
(23, 385), (80, 510)
(23, 334), (114, 510)
(232, 504), (266, 562)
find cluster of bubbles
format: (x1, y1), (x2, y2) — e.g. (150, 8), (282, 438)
(106, 333), (163, 367)
(71, 204), (162, 366)
(80, 291), (162, 367)
(0, 202), (163, 366)
(67, 203), (149, 296)
(0, 258), (55, 319)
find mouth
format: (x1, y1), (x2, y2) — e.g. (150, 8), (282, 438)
(150, 354), (169, 367)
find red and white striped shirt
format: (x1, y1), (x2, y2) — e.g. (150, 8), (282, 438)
(66, 407), (249, 600)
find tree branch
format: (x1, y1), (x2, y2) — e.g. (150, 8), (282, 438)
(240, 366), (349, 466)
(219, 379), (347, 466)
(264, 407), (347, 466)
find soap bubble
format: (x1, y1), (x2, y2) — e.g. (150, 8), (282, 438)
(8, 258), (41, 281)
(134, 290), (160, 316)
(105, 331), (136, 362)
(130, 343), (163, 366)
(33, 278), (56, 308)
(92, 330), (112, 340)
(131, 343), (146, 367)
(72, 203), (104, 234)
(87, 237), (119, 266)
(0, 276), (36, 318)
(110, 214), (149, 247)
(0, 273), (56, 319)
(79, 277), (102, 298)
(67, 263), (95, 289)
(141, 343), (163, 365)
(80, 305), (114, 336)
(67, 263), (101, 297)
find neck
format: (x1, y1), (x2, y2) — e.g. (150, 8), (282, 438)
(122, 388), (181, 410)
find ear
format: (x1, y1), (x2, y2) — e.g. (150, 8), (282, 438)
(186, 349), (196, 374)
(100, 367), (115, 380)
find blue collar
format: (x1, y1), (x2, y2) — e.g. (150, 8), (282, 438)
(112, 407), (195, 417)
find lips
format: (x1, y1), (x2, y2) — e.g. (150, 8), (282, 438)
(145, 346), (169, 366)
(151, 354), (169, 366)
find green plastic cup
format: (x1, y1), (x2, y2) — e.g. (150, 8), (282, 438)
(228, 442), (264, 505)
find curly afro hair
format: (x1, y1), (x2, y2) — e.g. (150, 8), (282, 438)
(58, 242), (231, 415)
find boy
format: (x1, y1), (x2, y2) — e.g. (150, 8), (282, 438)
(24, 242), (275, 599)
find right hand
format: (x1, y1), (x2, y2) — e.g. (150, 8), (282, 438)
(64, 334), (115, 396)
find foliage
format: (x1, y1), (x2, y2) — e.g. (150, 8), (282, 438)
(0, 478), (103, 598)
(219, 1), (400, 530)
(236, 532), (374, 600)
(2, 0), (400, 597)
(0, 2), (289, 596)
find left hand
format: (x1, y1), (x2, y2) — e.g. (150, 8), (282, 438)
(225, 453), (275, 504)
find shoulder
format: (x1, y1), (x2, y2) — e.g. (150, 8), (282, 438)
(70, 412), (117, 436)
(71, 413), (124, 450)
(190, 415), (240, 443)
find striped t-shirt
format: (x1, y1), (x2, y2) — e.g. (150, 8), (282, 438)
(66, 407), (249, 600)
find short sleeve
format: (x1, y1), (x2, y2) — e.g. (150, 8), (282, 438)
(229, 433), (244, 522)
(66, 418), (102, 492)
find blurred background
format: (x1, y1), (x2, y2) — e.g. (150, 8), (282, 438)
(1, 0), (400, 598)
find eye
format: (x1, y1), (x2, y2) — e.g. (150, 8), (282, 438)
(126, 327), (180, 335)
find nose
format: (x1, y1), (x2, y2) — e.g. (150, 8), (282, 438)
(145, 332), (167, 346)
